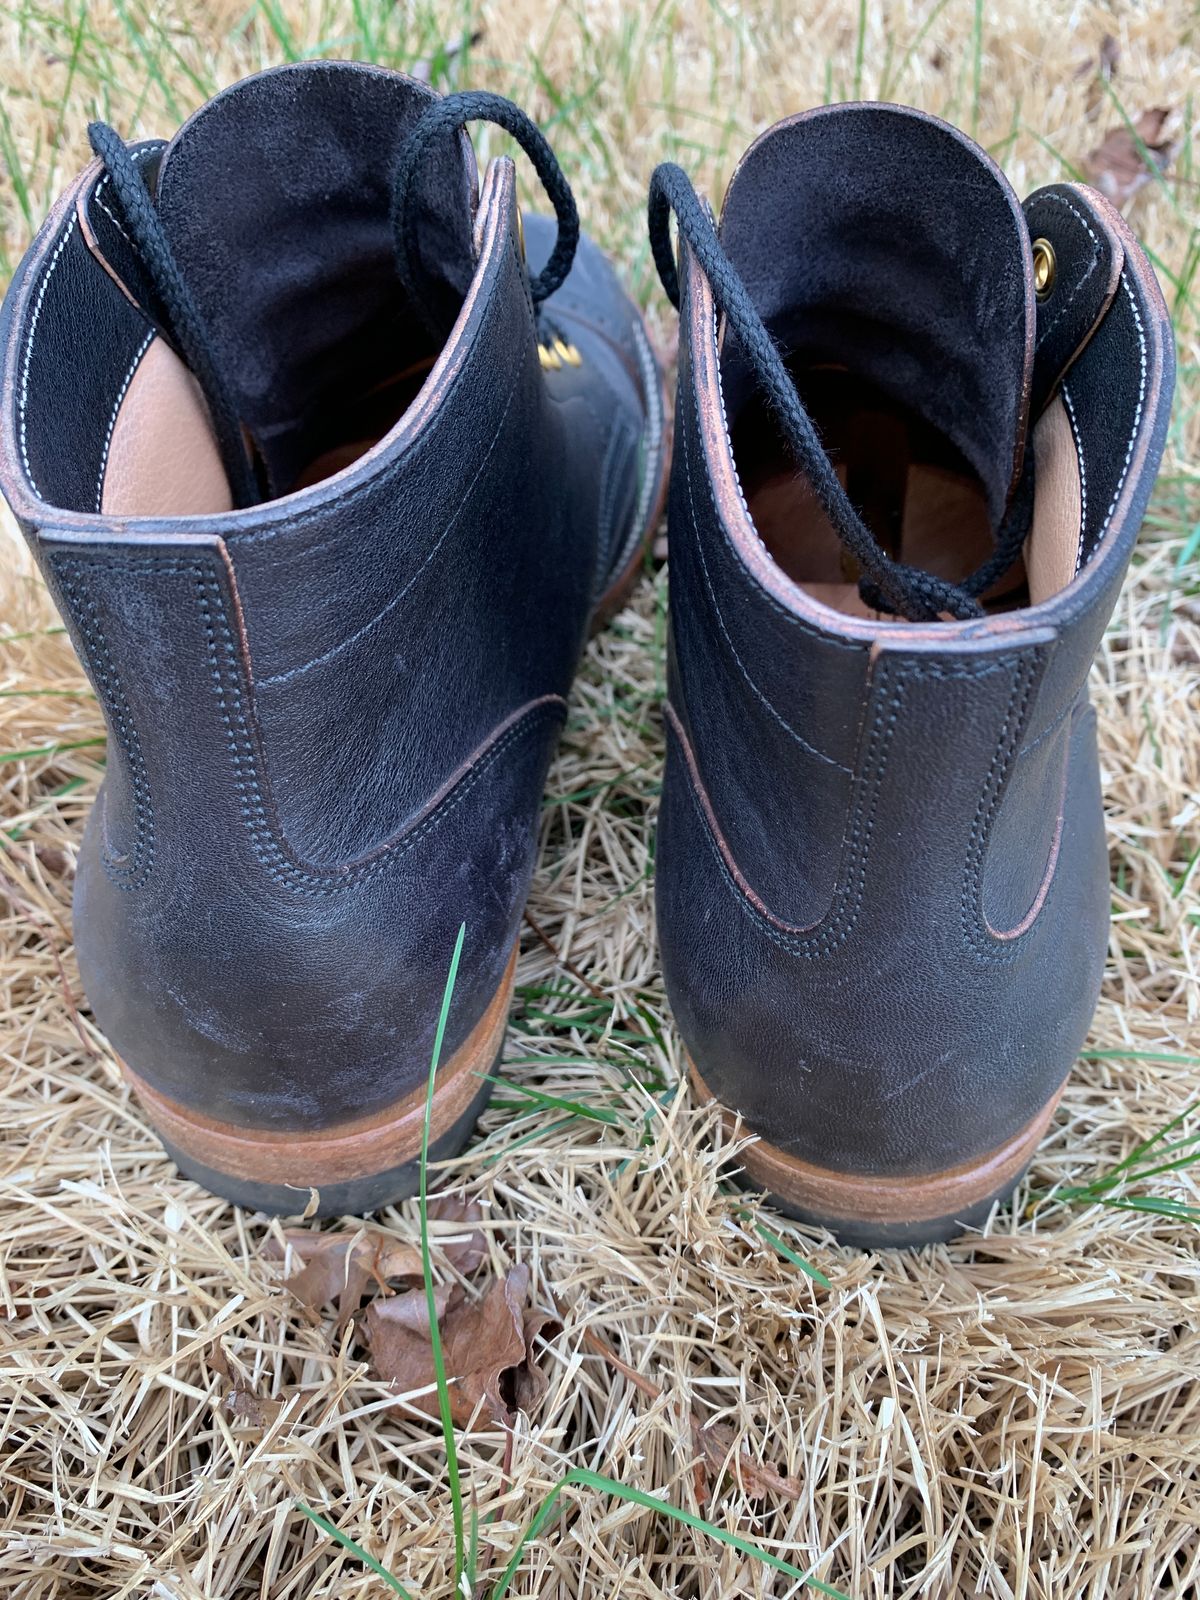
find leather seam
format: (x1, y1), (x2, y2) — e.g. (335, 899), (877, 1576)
(667, 651), (1030, 962)
(1060, 380), (1088, 579)
(93, 327), (155, 512)
(690, 294), (860, 653)
(1085, 272), (1147, 565)
(90, 145), (162, 248)
(43, 551), (563, 898)
(48, 557), (156, 890)
(195, 563), (562, 896)
(220, 224), (530, 547)
(255, 336), (530, 688)
(664, 662), (900, 957)
(18, 212), (78, 499)
(590, 313), (666, 593)
(960, 652), (1045, 962)
(679, 404), (853, 775)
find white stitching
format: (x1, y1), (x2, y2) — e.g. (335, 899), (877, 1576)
(93, 176), (131, 245)
(1092, 274), (1147, 556)
(19, 145), (162, 501)
(1060, 381), (1088, 576)
(93, 327), (154, 511)
(18, 213), (77, 497)
(1031, 191), (1101, 352)
(91, 145), (160, 246)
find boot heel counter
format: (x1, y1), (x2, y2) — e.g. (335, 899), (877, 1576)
(662, 634), (1104, 1182)
(40, 529), (548, 1141)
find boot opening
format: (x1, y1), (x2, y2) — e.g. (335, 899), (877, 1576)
(18, 64), (477, 521)
(726, 361), (1082, 618)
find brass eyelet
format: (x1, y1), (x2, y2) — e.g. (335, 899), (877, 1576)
(1032, 236), (1056, 301)
(515, 206), (526, 265)
(538, 342), (561, 370)
(554, 337), (582, 367)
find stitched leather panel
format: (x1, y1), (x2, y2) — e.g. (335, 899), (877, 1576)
(43, 533), (562, 1129)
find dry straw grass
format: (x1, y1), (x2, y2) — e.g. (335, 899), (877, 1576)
(2, 2), (1200, 1596)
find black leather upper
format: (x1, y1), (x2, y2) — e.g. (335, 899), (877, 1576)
(0, 62), (665, 1130)
(656, 104), (1174, 1179)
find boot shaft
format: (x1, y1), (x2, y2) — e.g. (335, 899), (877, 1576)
(657, 103), (1173, 1240)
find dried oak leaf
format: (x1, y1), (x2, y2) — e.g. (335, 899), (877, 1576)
(1084, 108), (1177, 209)
(270, 1229), (422, 1328)
(426, 1195), (488, 1277)
(366, 1263), (560, 1427)
(271, 1201), (485, 1329)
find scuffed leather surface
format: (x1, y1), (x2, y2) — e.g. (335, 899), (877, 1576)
(42, 534), (557, 1128)
(0, 63), (663, 1134)
(657, 117), (1174, 1180)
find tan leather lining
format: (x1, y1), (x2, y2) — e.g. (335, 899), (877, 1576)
(100, 336), (233, 517)
(1024, 394), (1083, 604)
(123, 943), (517, 1186)
(690, 1058), (1065, 1225)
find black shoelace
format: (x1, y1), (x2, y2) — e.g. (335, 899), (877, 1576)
(87, 91), (580, 512)
(648, 161), (1033, 623)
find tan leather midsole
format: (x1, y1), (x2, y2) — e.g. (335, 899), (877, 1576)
(689, 1058), (1064, 1225)
(123, 944), (517, 1186)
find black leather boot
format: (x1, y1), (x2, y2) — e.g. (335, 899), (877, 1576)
(650, 104), (1172, 1247)
(0, 63), (668, 1215)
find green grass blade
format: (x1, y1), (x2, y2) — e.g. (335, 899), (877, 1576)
(293, 1502), (413, 1598)
(421, 921), (468, 1586)
(0, 738), (106, 765)
(753, 1221), (832, 1288)
(479, 1073), (623, 1125)
(488, 1467), (847, 1600)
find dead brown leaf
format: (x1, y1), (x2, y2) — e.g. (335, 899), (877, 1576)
(270, 1202), (487, 1329)
(366, 1263), (560, 1427)
(1084, 108), (1177, 209)
(207, 1344), (284, 1428)
(426, 1195), (488, 1277)
(270, 1229), (422, 1329)
(693, 1418), (804, 1500)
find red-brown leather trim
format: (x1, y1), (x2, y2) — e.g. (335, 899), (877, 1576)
(690, 1056), (1064, 1225)
(123, 943), (517, 1185)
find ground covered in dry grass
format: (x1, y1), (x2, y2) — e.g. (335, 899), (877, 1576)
(2, 3), (1199, 1597)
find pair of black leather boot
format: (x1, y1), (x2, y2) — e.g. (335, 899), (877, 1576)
(0, 64), (1172, 1247)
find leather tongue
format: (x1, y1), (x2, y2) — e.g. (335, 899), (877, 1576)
(718, 103), (1035, 527)
(152, 61), (477, 487)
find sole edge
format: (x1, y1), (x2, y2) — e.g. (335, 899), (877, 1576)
(122, 944), (517, 1212)
(689, 1058), (1065, 1247)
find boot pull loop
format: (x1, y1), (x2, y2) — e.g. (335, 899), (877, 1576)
(86, 122), (261, 510)
(392, 90), (580, 341)
(648, 161), (991, 624)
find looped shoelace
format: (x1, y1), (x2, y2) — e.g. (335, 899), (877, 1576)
(648, 161), (1033, 624)
(88, 120), (260, 509)
(87, 92), (580, 511)
(392, 89), (580, 342)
